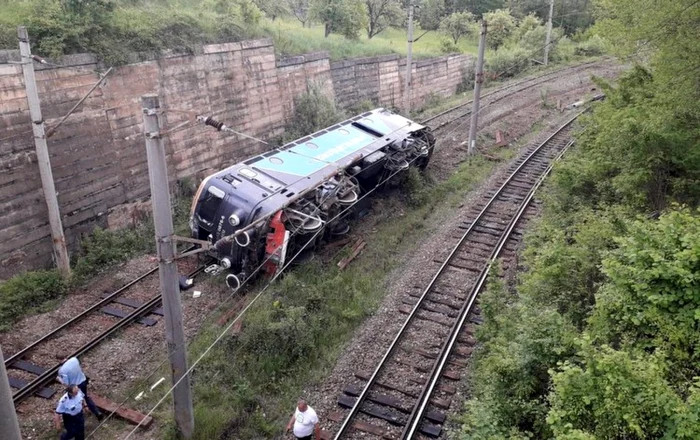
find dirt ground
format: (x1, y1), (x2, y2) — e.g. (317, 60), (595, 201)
(3, 59), (626, 440)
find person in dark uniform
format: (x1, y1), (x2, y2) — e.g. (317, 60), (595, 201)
(57, 356), (103, 420)
(54, 385), (87, 440)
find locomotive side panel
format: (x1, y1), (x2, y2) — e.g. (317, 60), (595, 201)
(190, 108), (435, 287)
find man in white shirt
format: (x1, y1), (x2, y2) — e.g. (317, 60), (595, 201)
(286, 400), (320, 440)
(53, 385), (87, 440)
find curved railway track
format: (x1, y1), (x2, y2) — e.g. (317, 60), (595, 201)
(329, 111), (584, 440)
(6, 256), (206, 405)
(420, 58), (606, 131)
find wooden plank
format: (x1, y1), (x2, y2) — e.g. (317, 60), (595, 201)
(354, 420), (397, 439)
(344, 386), (447, 424)
(90, 393), (153, 428)
(338, 240), (366, 270)
(354, 371), (450, 411)
(8, 376), (56, 399)
(455, 346), (473, 357)
(101, 294), (164, 316)
(10, 360), (47, 376)
(420, 421), (442, 437)
(338, 394), (404, 425)
(431, 396), (451, 410)
(345, 385), (409, 413)
(100, 307), (158, 326)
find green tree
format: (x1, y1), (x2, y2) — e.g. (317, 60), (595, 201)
(310, 0), (367, 38)
(439, 11), (475, 43)
(416, 0), (446, 30)
(483, 8), (515, 49)
(548, 343), (691, 439)
(590, 209), (700, 384)
(288, 0), (312, 26)
(365, 0), (403, 38)
(514, 12), (541, 40)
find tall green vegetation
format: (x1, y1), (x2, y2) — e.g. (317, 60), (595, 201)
(456, 0), (700, 438)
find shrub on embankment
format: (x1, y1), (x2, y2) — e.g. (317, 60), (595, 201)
(454, 0), (700, 436)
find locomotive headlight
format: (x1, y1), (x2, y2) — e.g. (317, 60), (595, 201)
(228, 214), (240, 227)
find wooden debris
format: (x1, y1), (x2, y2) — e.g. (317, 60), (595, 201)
(337, 239), (366, 270)
(91, 394), (153, 428)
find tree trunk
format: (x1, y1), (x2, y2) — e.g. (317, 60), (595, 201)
(325, 23), (331, 37)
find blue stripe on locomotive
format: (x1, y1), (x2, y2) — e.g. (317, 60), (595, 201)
(254, 125), (378, 177)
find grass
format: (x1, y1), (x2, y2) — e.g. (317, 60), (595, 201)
(131, 146), (515, 439)
(267, 18), (479, 60)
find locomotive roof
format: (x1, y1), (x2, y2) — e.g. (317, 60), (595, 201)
(201, 108), (425, 217)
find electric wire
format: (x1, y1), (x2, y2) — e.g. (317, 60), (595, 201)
(121, 124), (433, 438)
(85, 120), (419, 438)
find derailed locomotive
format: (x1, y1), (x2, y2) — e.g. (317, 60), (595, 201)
(189, 108), (435, 290)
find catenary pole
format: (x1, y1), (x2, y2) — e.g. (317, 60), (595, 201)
(141, 94), (194, 438)
(17, 26), (71, 278)
(467, 20), (487, 156)
(544, 0), (554, 65)
(0, 346), (22, 440)
(404, 4), (415, 115)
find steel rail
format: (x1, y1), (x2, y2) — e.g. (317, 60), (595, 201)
(419, 58), (604, 126)
(11, 263), (206, 405)
(4, 245), (197, 367)
(332, 111), (583, 440)
(402, 136), (576, 439)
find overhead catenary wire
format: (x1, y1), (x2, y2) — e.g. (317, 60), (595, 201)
(86, 119), (421, 438)
(121, 122), (438, 438)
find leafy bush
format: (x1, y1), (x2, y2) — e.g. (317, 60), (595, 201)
(0, 270), (67, 330)
(439, 37), (460, 54)
(282, 81), (344, 142)
(575, 34), (607, 56)
(486, 46), (530, 78)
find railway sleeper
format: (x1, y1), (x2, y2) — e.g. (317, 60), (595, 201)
(408, 288), (466, 304)
(338, 395), (443, 437)
(399, 305), (453, 327)
(401, 298), (460, 318)
(354, 371), (457, 406)
(343, 385), (446, 425)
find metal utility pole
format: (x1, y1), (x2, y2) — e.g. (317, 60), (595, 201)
(141, 94), (194, 438)
(0, 347), (22, 440)
(467, 20), (487, 156)
(404, 4), (415, 115)
(544, 0), (554, 65)
(17, 26), (71, 278)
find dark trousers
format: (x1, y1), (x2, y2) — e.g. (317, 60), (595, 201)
(61, 412), (85, 440)
(77, 380), (101, 417)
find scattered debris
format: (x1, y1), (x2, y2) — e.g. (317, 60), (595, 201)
(91, 393), (153, 428)
(179, 275), (194, 290)
(338, 239), (367, 270)
(192, 290), (202, 298)
(149, 377), (165, 391)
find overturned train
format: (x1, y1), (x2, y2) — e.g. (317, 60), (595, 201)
(189, 108), (435, 290)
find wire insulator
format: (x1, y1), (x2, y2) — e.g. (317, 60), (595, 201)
(204, 116), (225, 131)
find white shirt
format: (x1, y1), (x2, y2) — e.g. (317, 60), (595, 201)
(57, 357), (87, 386)
(293, 406), (318, 437)
(56, 390), (85, 416)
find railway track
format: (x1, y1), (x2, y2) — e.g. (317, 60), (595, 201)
(5, 257), (206, 405)
(420, 58), (606, 131)
(328, 111), (584, 440)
